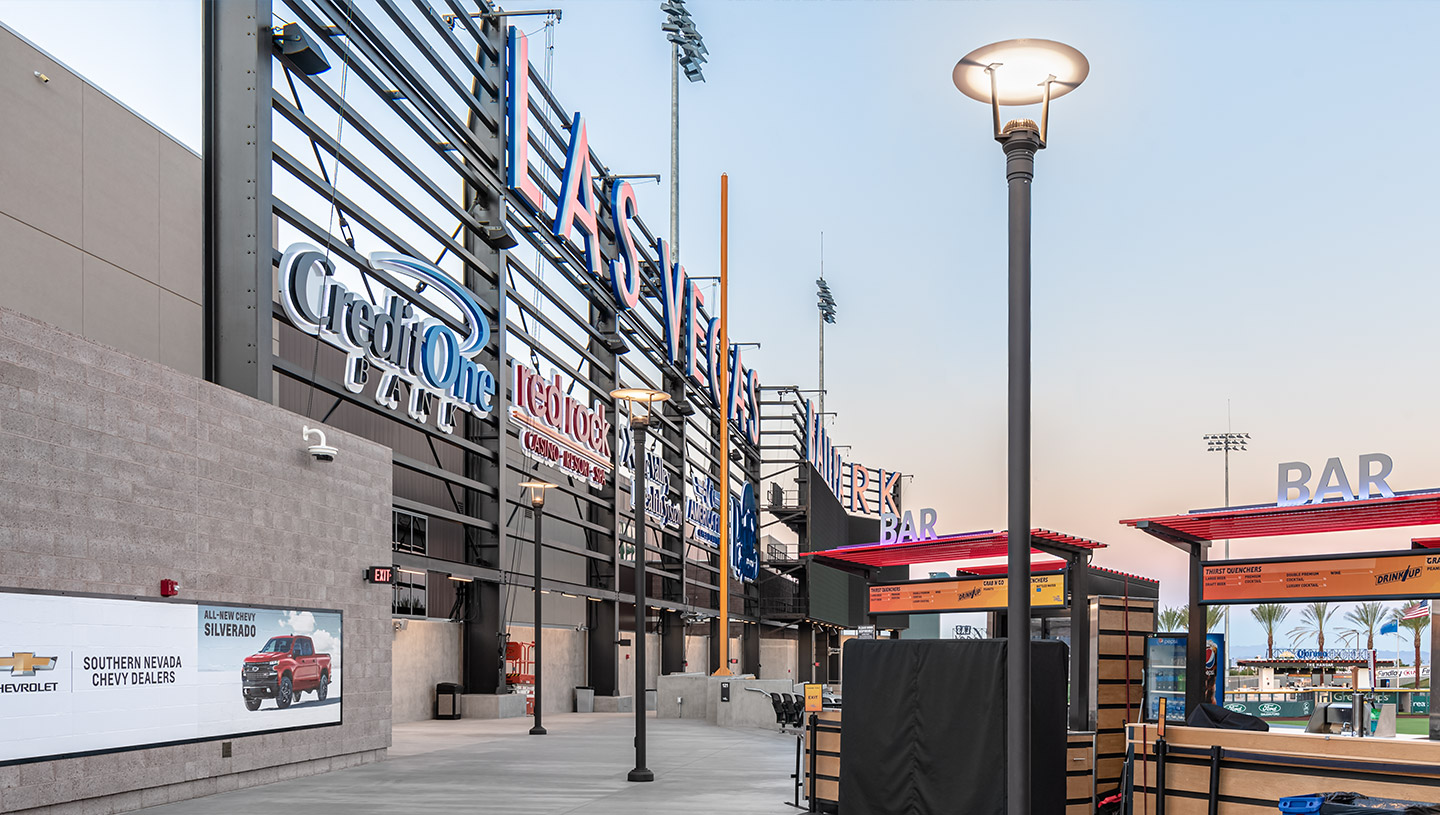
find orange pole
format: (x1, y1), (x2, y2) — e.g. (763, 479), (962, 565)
(714, 173), (732, 676)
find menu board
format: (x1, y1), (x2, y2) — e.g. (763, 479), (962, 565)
(1202, 550), (1440, 604)
(868, 572), (1066, 615)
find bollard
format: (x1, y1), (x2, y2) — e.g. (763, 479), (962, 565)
(1207, 745), (1221, 815)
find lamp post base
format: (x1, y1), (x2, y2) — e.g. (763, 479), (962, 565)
(529, 725), (547, 736)
(627, 768), (654, 783)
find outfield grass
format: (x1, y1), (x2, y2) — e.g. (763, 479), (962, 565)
(1268, 716), (1430, 736)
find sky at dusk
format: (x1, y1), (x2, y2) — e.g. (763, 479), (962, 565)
(5, 0), (1440, 652)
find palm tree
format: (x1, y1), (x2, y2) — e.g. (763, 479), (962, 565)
(1158, 606), (1187, 632)
(1156, 605), (1227, 633)
(1393, 605), (1431, 684)
(1287, 602), (1338, 651)
(1251, 604), (1291, 659)
(1343, 602), (1390, 651)
(1208, 606), (1227, 632)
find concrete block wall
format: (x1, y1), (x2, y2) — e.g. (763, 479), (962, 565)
(0, 308), (393, 814)
(617, 633), (661, 699)
(685, 634), (709, 675)
(504, 624), (586, 715)
(391, 619), (461, 723)
(760, 637), (799, 682)
(0, 24), (203, 379)
(655, 675), (794, 730)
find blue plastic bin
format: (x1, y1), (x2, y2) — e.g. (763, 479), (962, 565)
(1277, 797), (1322, 814)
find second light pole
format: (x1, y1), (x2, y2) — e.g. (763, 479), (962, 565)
(611, 386), (670, 783)
(519, 480), (557, 736)
(952, 38), (1089, 815)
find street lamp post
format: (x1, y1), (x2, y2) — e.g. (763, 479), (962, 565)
(519, 480), (557, 736)
(1204, 431), (1249, 665)
(611, 386), (671, 783)
(953, 39), (1089, 815)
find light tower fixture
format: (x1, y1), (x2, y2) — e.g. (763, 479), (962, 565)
(816, 274), (836, 417)
(661, 0), (707, 266)
(1203, 430), (1249, 669)
(952, 37), (1088, 815)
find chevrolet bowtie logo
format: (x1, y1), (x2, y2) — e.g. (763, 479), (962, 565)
(0, 652), (57, 676)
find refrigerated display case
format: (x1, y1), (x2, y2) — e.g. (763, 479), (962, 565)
(1145, 632), (1225, 722)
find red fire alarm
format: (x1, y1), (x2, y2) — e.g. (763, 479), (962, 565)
(160, 579), (179, 597)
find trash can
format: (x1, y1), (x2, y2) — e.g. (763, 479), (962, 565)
(436, 682), (463, 720)
(575, 686), (594, 713)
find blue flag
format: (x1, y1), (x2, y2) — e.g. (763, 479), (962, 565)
(1380, 619), (1399, 636)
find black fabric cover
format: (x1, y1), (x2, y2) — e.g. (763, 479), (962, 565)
(839, 639), (1067, 815)
(1184, 702), (1269, 732)
(1316, 791), (1440, 813)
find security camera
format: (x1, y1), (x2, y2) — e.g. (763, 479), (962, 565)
(302, 426), (337, 462)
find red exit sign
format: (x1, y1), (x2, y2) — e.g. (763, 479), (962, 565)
(366, 566), (394, 584)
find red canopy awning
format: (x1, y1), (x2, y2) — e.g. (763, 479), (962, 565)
(805, 529), (1105, 568)
(1121, 490), (1440, 546)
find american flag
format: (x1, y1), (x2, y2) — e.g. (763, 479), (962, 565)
(1402, 601), (1429, 620)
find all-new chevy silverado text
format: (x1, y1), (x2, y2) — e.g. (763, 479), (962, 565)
(241, 635), (331, 711)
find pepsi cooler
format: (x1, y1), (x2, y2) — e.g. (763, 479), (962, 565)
(1144, 632), (1225, 722)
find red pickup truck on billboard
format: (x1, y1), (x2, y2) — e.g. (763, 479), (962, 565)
(241, 635), (331, 711)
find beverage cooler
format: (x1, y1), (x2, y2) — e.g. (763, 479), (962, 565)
(1145, 632), (1225, 722)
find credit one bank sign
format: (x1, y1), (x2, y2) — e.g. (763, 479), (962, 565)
(506, 28), (760, 448)
(278, 245), (496, 434)
(803, 397), (900, 515)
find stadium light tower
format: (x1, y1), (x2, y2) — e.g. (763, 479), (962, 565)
(1204, 429), (1249, 663)
(661, 0), (707, 261)
(816, 237), (836, 417)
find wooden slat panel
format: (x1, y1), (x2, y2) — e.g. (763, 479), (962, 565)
(1097, 658), (1144, 681)
(1130, 724), (1440, 764)
(1098, 633), (1148, 655)
(1098, 707), (1139, 731)
(1098, 683), (1144, 706)
(1095, 755), (1125, 790)
(1125, 723), (1440, 814)
(1067, 748), (1094, 773)
(1097, 596), (1153, 607)
(1133, 794), (1271, 815)
(1066, 774), (1091, 800)
(809, 778), (838, 802)
(1135, 758), (1440, 811)
(1098, 608), (1155, 631)
(1067, 806), (1095, 815)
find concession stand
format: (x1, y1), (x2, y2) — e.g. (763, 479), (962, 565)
(805, 529), (1160, 813)
(1120, 491), (1440, 812)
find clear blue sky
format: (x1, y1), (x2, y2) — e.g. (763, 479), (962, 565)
(6, 0), (1440, 653)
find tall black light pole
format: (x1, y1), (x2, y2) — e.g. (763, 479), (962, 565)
(611, 387), (670, 783)
(519, 480), (557, 735)
(953, 39), (1089, 815)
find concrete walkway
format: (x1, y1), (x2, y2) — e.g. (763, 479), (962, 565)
(135, 714), (802, 814)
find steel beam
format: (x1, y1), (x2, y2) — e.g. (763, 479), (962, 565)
(203, 0), (273, 401)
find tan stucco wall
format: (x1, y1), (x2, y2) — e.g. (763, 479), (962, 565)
(0, 23), (202, 378)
